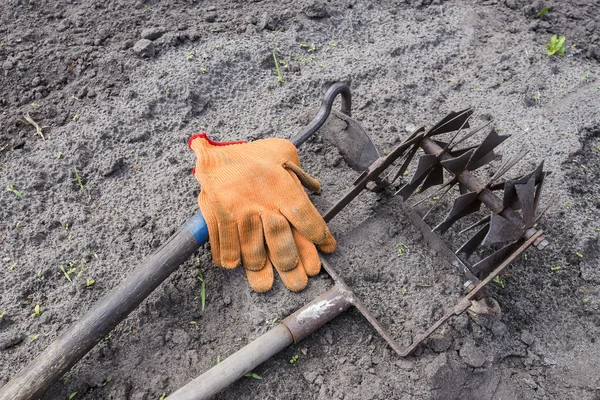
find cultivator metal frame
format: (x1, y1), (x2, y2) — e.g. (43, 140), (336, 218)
(0, 83), (551, 400)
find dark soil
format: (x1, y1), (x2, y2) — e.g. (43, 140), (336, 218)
(1, 1), (599, 399)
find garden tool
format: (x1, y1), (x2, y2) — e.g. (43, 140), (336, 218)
(0, 83), (379, 400)
(167, 106), (552, 400)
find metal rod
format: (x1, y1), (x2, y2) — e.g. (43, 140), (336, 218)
(167, 285), (352, 400)
(290, 83), (351, 147)
(0, 216), (208, 400)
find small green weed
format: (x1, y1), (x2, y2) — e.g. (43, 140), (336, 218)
(86, 279), (95, 287)
(546, 35), (566, 56)
(582, 298), (590, 303)
(195, 268), (206, 312)
(0, 311), (6, 319)
(32, 304), (41, 317)
(492, 276), (505, 289)
(186, 51), (194, 60)
(576, 252), (583, 258)
(289, 354), (299, 364)
(272, 52), (284, 84)
(159, 393), (166, 400)
(7, 184), (22, 198)
(74, 168), (85, 193)
(396, 243), (408, 257)
(536, 6), (551, 18)
(30, 334), (39, 341)
(244, 372), (262, 380)
(31, 102), (41, 108)
(68, 392), (77, 400)
(550, 265), (561, 271)
(60, 265), (75, 282)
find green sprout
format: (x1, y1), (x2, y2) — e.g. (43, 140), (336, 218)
(32, 304), (41, 317)
(536, 6), (550, 18)
(31, 103), (41, 108)
(565, 202), (570, 209)
(244, 372), (262, 380)
(186, 51), (194, 60)
(74, 168), (85, 193)
(546, 35), (566, 56)
(68, 392), (77, 400)
(194, 266), (206, 312)
(60, 265), (74, 282)
(396, 243), (408, 257)
(272, 52), (284, 84)
(492, 276), (505, 289)
(0, 311), (6, 319)
(289, 354), (299, 364)
(582, 298), (590, 303)
(30, 334), (39, 341)
(550, 265), (561, 271)
(86, 279), (95, 287)
(576, 252), (583, 258)
(199, 67), (207, 73)
(159, 393), (166, 400)
(143, 6), (152, 12)
(7, 184), (22, 198)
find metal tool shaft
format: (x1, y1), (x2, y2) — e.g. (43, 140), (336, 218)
(0, 222), (206, 400)
(167, 285), (352, 400)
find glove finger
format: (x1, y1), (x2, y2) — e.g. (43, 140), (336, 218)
(316, 227), (337, 254)
(292, 228), (321, 277)
(280, 201), (330, 245)
(245, 259), (274, 293)
(272, 256), (309, 292)
(238, 214), (267, 271)
(261, 213), (298, 272)
(199, 193), (222, 267)
(217, 216), (241, 269)
(283, 161), (321, 193)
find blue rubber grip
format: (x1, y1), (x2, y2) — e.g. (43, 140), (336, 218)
(183, 212), (210, 244)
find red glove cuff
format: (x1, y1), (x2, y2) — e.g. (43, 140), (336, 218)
(188, 133), (246, 149)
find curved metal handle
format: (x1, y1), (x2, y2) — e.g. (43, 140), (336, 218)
(290, 82), (352, 147)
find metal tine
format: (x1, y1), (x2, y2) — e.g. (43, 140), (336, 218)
(449, 120), (494, 150)
(515, 175), (537, 227)
(456, 223), (490, 260)
(433, 191), (482, 234)
(391, 143), (422, 186)
(471, 240), (521, 279)
(481, 212), (524, 246)
(421, 183), (456, 220)
(427, 108), (474, 137)
(441, 113), (474, 150)
(532, 170), (548, 218)
(488, 148), (529, 186)
(410, 178), (452, 209)
(467, 130), (511, 171)
(458, 215), (490, 235)
(502, 162), (545, 209)
(419, 164), (444, 193)
(440, 149), (474, 176)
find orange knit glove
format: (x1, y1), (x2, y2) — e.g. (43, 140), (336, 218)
(188, 133), (336, 292)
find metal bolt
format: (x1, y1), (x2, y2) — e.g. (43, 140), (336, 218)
(463, 280), (476, 293)
(536, 239), (549, 250)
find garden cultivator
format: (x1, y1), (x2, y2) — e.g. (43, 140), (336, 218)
(0, 83), (551, 400)
(167, 90), (552, 399)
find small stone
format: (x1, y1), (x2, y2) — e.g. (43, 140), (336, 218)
(521, 373), (537, 389)
(204, 13), (217, 23)
(87, 90), (96, 98)
(304, 1), (329, 18)
(141, 26), (166, 41)
(394, 359), (414, 371)
(244, 15), (257, 25)
(459, 339), (486, 368)
(256, 13), (269, 31)
(31, 76), (41, 86)
(429, 335), (453, 353)
(133, 39), (155, 58)
(520, 330), (535, 346)
(2, 60), (14, 70)
(245, 24), (257, 35)
(56, 20), (69, 32)
(491, 321), (508, 337)
(303, 371), (318, 383)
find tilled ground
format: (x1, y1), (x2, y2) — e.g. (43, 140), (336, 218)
(1, 1), (599, 399)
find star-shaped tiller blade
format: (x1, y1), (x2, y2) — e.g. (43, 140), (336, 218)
(471, 240), (522, 279)
(427, 108), (473, 137)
